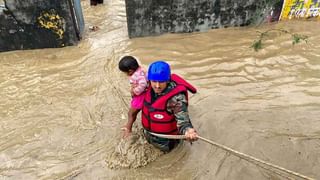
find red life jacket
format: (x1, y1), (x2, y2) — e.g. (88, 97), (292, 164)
(142, 74), (197, 134)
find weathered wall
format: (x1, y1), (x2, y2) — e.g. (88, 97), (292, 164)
(125, 0), (282, 38)
(0, 0), (83, 52)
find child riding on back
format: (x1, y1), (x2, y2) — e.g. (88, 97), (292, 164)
(118, 56), (148, 138)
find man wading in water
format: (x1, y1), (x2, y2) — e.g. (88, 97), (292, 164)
(123, 60), (198, 152)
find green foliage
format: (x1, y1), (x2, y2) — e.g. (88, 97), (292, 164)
(252, 39), (262, 51)
(292, 33), (308, 45)
(251, 28), (308, 51)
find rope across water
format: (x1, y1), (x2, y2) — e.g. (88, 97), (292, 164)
(149, 132), (315, 180)
(110, 65), (314, 179)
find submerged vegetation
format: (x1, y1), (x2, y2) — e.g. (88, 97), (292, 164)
(251, 28), (308, 51)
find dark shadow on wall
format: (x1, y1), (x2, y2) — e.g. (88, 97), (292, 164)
(267, 0), (284, 22)
(90, 0), (103, 6)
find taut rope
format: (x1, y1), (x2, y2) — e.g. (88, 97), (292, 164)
(149, 132), (314, 180)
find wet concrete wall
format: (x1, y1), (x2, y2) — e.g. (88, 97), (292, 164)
(0, 0), (83, 52)
(125, 0), (282, 38)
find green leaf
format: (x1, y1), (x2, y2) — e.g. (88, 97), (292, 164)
(252, 39), (262, 52)
(251, 29), (308, 51)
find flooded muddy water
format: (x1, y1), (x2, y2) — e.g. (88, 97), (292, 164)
(0, 0), (319, 179)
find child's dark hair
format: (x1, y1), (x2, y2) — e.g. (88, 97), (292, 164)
(118, 56), (139, 72)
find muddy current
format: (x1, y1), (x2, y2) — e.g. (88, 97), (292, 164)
(1, 0), (320, 179)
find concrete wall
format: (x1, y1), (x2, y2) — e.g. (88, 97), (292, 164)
(0, 0), (83, 52)
(125, 0), (282, 38)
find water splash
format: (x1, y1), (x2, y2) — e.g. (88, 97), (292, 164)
(106, 129), (164, 169)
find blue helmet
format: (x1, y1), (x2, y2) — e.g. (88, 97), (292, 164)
(148, 61), (171, 82)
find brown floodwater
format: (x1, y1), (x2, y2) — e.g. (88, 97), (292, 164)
(1, 0), (320, 179)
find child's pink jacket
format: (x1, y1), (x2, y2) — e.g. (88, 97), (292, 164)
(129, 67), (147, 96)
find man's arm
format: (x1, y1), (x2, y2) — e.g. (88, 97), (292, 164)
(167, 93), (195, 135)
(167, 93), (198, 141)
